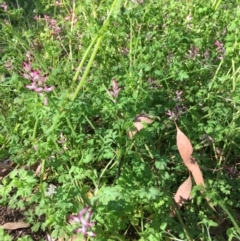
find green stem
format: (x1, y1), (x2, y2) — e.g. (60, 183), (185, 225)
(70, 0), (120, 94)
(208, 59), (223, 91)
(32, 118), (38, 140)
(65, 116), (77, 137)
(46, 111), (65, 135)
(171, 199), (193, 241)
(129, 18), (133, 77)
(212, 0), (222, 10)
(39, 158), (46, 199)
(46, 0), (121, 134)
(71, 35), (103, 101)
(140, 202), (144, 232)
(111, 235), (127, 241)
(221, 204), (240, 232)
(70, 34), (98, 90)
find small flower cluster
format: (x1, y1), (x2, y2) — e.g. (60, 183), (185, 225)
(167, 90), (187, 120)
(34, 15), (61, 36)
(0, 2), (7, 11)
(65, 9), (78, 25)
(188, 45), (199, 60)
(57, 132), (68, 150)
(214, 40), (225, 60)
(0, 2), (9, 24)
(55, 1), (63, 6)
(46, 206), (96, 241)
(22, 60), (55, 94)
(108, 79), (121, 103)
(147, 78), (162, 90)
(69, 206), (96, 240)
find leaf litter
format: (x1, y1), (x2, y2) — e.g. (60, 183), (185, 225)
(175, 124), (216, 212)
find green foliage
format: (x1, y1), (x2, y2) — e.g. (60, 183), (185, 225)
(0, 0), (240, 240)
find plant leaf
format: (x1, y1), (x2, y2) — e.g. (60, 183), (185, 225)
(1, 221), (30, 230)
(174, 174), (192, 208)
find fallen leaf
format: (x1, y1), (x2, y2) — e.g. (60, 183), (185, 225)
(174, 174), (192, 208)
(128, 114), (153, 139)
(188, 159), (205, 187)
(58, 234), (82, 241)
(34, 163), (42, 176)
(176, 124), (216, 211)
(176, 125), (193, 168)
(176, 125), (204, 186)
(45, 183), (57, 197)
(0, 162), (13, 170)
(1, 221), (30, 230)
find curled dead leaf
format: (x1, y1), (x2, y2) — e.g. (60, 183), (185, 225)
(175, 124), (216, 212)
(128, 114), (153, 139)
(176, 125), (205, 187)
(176, 125), (193, 167)
(174, 174), (192, 208)
(1, 221), (30, 230)
(188, 160), (205, 187)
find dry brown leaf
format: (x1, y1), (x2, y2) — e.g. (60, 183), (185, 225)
(1, 221), (30, 230)
(174, 174), (192, 208)
(133, 114), (153, 131)
(34, 163), (42, 176)
(58, 235), (82, 241)
(176, 125), (193, 167)
(176, 125), (205, 187)
(128, 114), (153, 139)
(188, 159), (205, 187)
(0, 162), (13, 170)
(176, 124), (216, 212)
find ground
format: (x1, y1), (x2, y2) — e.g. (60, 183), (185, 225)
(0, 201), (46, 240)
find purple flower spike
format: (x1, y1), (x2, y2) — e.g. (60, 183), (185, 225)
(109, 79), (121, 102)
(0, 3), (8, 12)
(21, 58), (55, 96)
(70, 206), (96, 240)
(23, 61), (32, 72)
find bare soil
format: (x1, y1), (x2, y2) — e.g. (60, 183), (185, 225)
(0, 205), (46, 240)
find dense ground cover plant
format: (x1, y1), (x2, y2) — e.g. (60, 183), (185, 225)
(0, 0), (240, 240)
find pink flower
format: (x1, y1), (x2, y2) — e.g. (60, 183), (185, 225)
(175, 90), (183, 101)
(44, 86), (55, 92)
(55, 1), (63, 6)
(25, 83), (37, 90)
(33, 15), (41, 21)
(4, 60), (13, 70)
(21, 60), (55, 94)
(43, 97), (48, 106)
(30, 70), (41, 81)
(166, 110), (177, 119)
(34, 87), (44, 93)
(109, 79), (121, 102)
(0, 3), (7, 12)
(69, 206), (96, 240)
(214, 40), (225, 59)
(23, 61), (32, 72)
